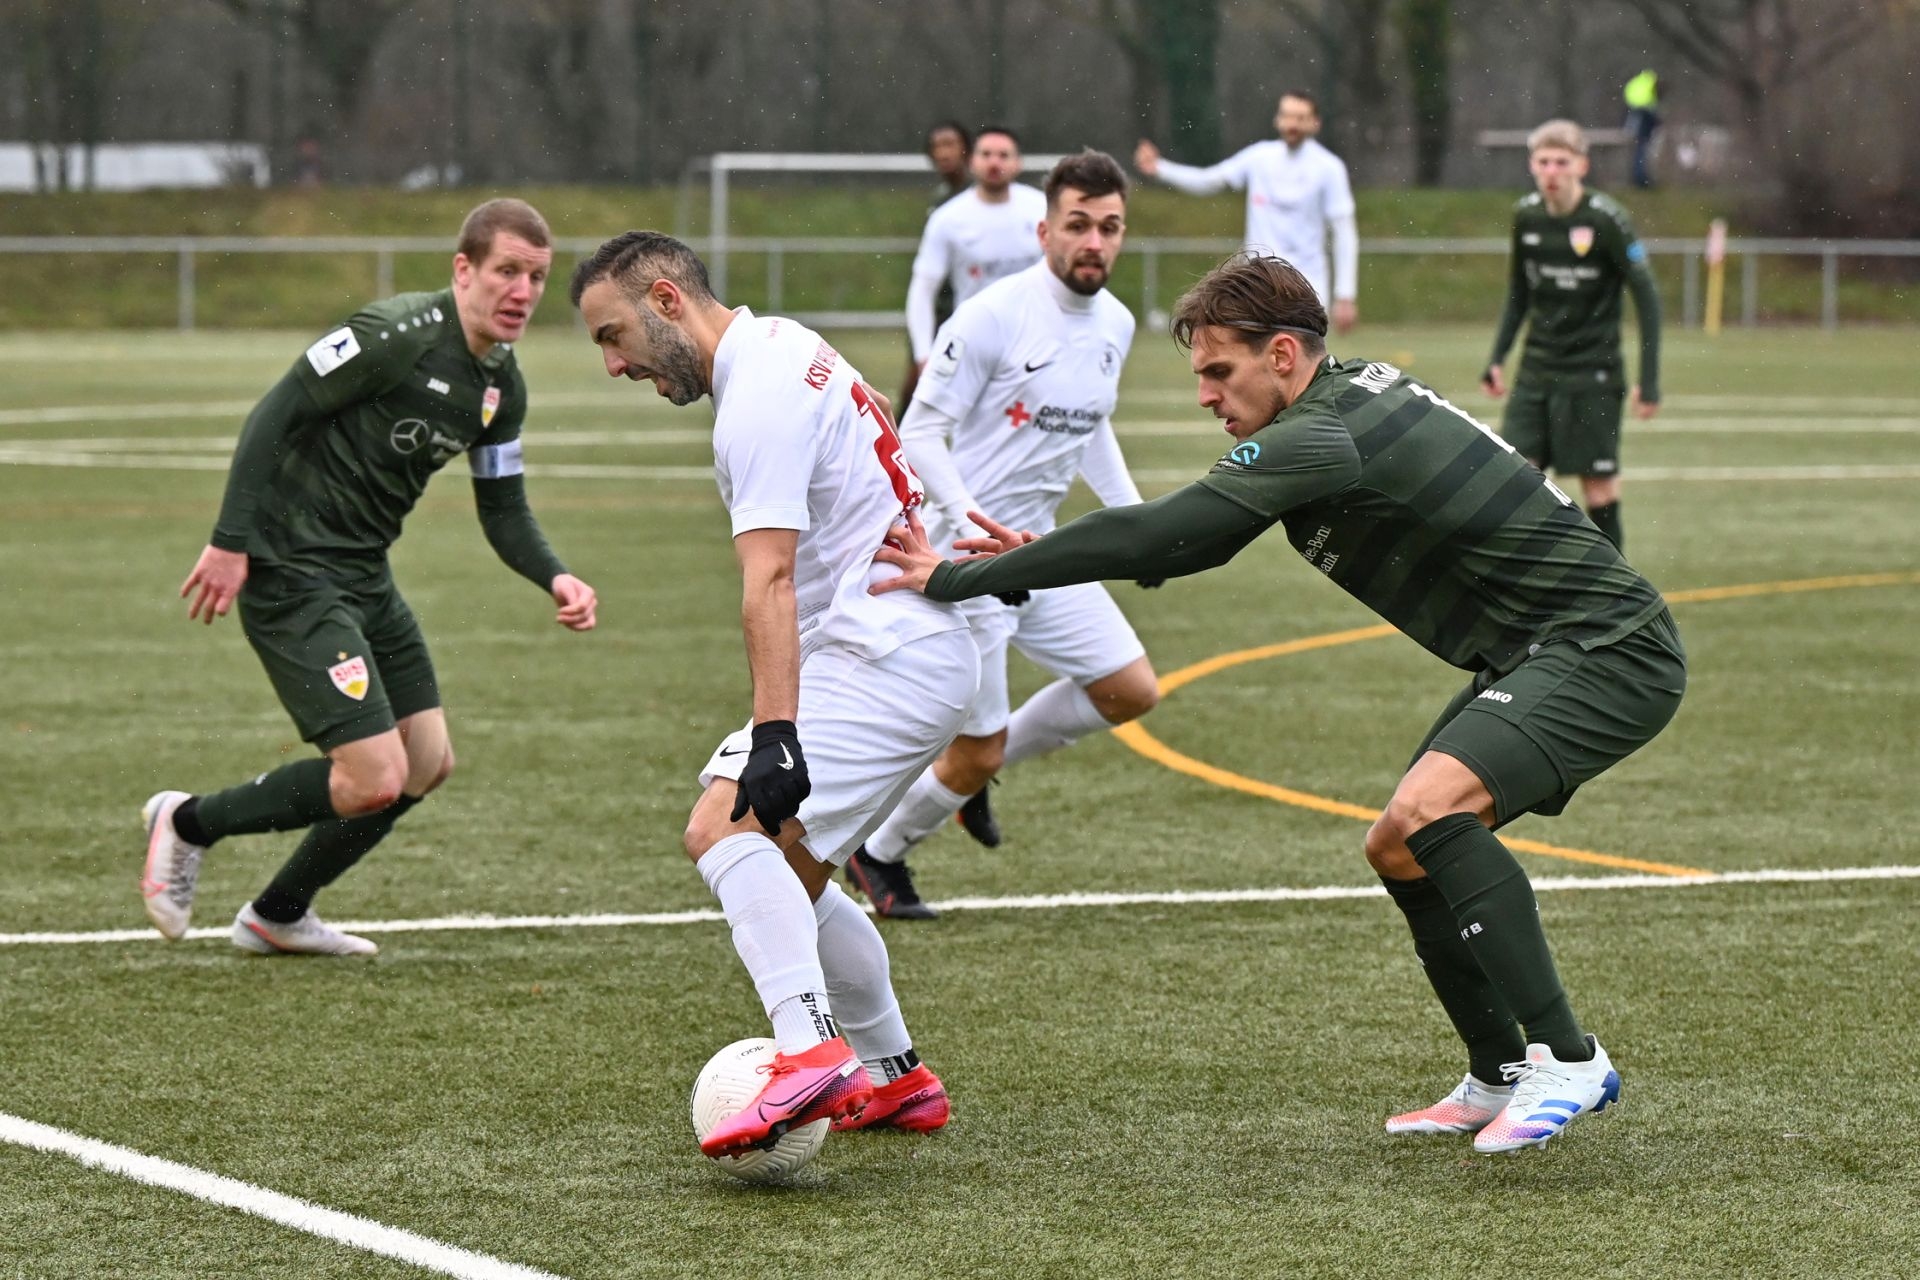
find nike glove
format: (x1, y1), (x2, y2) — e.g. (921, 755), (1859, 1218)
(1134, 578), (1165, 590)
(993, 591), (1031, 607)
(730, 719), (810, 836)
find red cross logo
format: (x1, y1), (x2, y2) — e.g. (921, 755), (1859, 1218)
(1005, 400), (1032, 428)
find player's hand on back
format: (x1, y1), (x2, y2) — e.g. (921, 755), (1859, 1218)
(1133, 139), (1161, 177)
(730, 720), (810, 836)
(550, 573), (598, 631)
(180, 545), (249, 625)
(1480, 364), (1508, 398)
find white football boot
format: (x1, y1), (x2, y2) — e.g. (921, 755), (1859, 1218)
(1385, 1073), (1515, 1135)
(1474, 1036), (1621, 1153)
(231, 903), (378, 957)
(141, 790), (205, 940)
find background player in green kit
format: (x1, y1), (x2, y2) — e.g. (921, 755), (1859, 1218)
(1481, 119), (1661, 552)
(872, 253), (1686, 1154)
(141, 198), (599, 956)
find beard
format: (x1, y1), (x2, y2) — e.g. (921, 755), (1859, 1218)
(1056, 256), (1109, 297)
(640, 306), (709, 405)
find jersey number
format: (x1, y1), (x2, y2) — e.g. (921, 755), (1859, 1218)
(851, 380), (925, 511)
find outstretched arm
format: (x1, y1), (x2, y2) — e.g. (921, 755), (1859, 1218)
(874, 482), (1275, 600)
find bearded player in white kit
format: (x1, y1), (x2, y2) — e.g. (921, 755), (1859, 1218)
(571, 232), (979, 1151)
(906, 126), (1049, 376)
(1135, 90), (1359, 333)
(846, 150), (1162, 920)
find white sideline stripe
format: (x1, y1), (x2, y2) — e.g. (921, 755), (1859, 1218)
(5, 448), (1918, 486)
(0, 1112), (564, 1280)
(7, 865), (1917, 947)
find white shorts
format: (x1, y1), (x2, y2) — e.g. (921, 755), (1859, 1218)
(960, 581), (1146, 738)
(699, 628), (980, 865)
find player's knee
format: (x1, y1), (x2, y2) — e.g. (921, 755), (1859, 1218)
(1110, 675), (1161, 722)
(415, 743), (455, 796)
(338, 762), (407, 817)
(942, 736), (1004, 791)
(1363, 816), (1422, 879)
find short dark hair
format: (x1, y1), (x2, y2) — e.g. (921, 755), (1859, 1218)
(1170, 252), (1327, 355)
(569, 230), (715, 308)
(925, 120), (972, 153)
(1044, 149), (1128, 211)
(1278, 90), (1320, 116)
(456, 198), (550, 266)
(973, 125), (1021, 152)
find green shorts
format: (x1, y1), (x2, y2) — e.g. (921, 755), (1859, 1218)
(1412, 610), (1686, 825)
(238, 567), (441, 751)
(1502, 374), (1626, 477)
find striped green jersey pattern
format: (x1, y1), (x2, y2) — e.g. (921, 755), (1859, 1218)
(1200, 357), (1666, 675)
(252, 288), (526, 577)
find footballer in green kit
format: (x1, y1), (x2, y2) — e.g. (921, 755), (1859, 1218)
(1482, 119), (1662, 552)
(874, 253), (1686, 1154)
(141, 198), (599, 956)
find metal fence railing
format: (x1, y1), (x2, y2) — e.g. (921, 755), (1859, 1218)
(1, 234), (1914, 332)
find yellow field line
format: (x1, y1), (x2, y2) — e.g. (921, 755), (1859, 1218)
(1115, 569), (1920, 878)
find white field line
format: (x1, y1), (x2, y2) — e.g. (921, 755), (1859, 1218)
(5, 865), (1916, 948)
(0, 1112), (564, 1280)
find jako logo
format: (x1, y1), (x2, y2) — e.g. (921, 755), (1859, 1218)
(1476, 689), (1514, 704)
(1228, 442), (1261, 465)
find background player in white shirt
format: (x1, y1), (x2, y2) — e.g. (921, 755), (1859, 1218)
(846, 150), (1161, 920)
(571, 232), (980, 1150)
(906, 126), (1049, 373)
(1135, 90), (1360, 333)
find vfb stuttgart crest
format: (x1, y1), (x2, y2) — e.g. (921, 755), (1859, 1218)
(328, 655), (370, 701)
(1568, 226), (1595, 257)
(481, 385), (502, 426)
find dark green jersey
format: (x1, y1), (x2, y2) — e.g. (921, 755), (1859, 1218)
(1198, 358), (1666, 673)
(215, 288), (528, 578)
(1490, 189), (1661, 399)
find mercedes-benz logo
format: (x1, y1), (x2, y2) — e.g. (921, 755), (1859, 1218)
(390, 419), (428, 454)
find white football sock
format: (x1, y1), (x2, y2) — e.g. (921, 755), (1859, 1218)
(1002, 678), (1114, 768)
(697, 831), (829, 1053)
(812, 881), (912, 1073)
(863, 770), (971, 864)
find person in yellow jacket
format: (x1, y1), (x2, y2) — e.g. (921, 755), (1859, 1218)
(1623, 69), (1661, 189)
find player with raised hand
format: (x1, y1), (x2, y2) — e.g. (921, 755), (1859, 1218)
(872, 253), (1687, 1155)
(846, 149), (1161, 920)
(144, 198), (597, 957)
(571, 231), (977, 1150)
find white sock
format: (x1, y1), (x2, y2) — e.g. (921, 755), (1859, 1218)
(863, 769), (971, 864)
(812, 881), (912, 1076)
(1002, 678), (1114, 769)
(697, 832), (830, 1053)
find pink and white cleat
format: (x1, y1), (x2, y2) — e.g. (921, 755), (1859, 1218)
(141, 790), (205, 940)
(1474, 1037), (1621, 1154)
(1385, 1073), (1514, 1135)
(698, 1037), (872, 1157)
(833, 1063), (949, 1133)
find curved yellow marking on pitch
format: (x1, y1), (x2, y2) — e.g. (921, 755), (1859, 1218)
(1113, 570), (1920, 877)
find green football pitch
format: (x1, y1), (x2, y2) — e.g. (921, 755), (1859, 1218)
(1, 323), (1916, 1278)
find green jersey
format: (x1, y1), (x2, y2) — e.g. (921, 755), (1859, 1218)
(1489, 190), (1661, 400)
(928, 357), (1668, 677)
(212, 288), (529, 579)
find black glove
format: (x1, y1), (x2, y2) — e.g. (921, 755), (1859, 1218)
(730, 719), (810, 836)
(993, 590), (1031, 607)
(1134, 578), (1165, 590)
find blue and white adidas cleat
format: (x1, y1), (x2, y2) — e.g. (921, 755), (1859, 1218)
(1473, 1036), (1620, 1153)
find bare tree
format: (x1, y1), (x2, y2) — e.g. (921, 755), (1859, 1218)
(1100, 0), (1222, 157)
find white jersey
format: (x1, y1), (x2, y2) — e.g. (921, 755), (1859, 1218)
(1156, 137), (1356, 304)
(911, 184), (1048, 313)
(709, 309), (964, 662)
(912, 261), (1137, 543)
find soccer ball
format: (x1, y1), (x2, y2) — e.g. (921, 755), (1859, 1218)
(689, 1037), (829, 1184)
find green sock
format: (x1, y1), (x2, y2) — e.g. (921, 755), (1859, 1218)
(1406, 813), (1591, 1062)
(1381, 875), (1527, 1083)
(1587, 500), (1623, 551)
(254, 795), (420, 922)
(194, 757), (338, 842)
